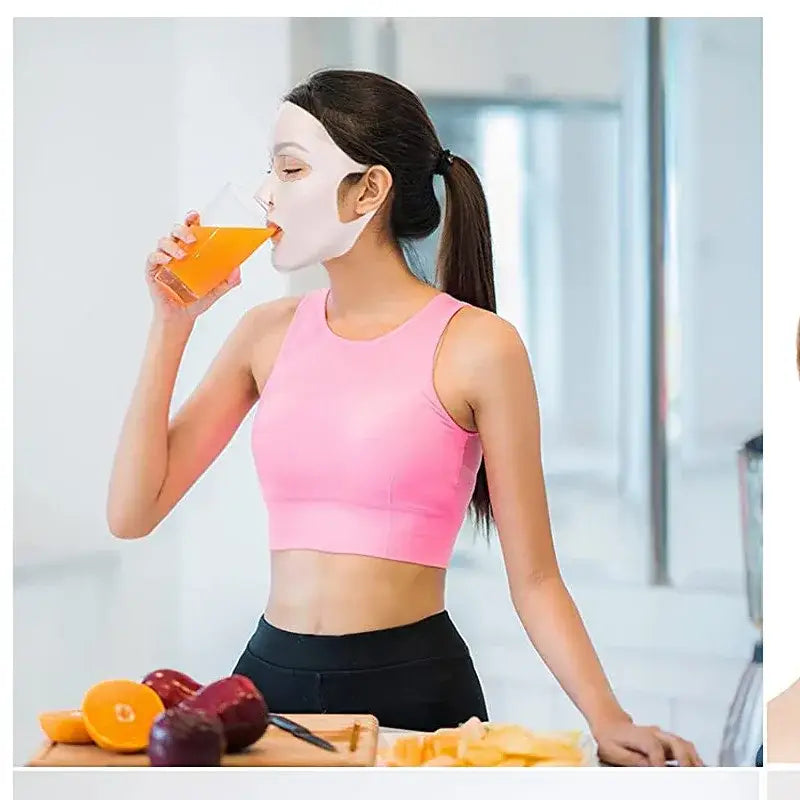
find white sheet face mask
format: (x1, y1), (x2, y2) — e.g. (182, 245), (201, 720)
(256, 102), (377, 272)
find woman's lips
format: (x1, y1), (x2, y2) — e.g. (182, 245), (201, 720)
(265, 222), (283, 245)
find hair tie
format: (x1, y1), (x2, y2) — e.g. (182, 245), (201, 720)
(434, 148), (454, 176)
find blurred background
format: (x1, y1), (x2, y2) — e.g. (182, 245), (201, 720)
(14, 17), (762, 765)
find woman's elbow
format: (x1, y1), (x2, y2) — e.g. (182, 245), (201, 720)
(510, 569), (562, 605)
(106, 505), (154, 540)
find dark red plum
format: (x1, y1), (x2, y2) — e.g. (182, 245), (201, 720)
(148, 708), (226, 767)
(142, 669), (202, 709)
(179, 675), (268, 753)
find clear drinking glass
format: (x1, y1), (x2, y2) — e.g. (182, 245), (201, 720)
(154, 182), (279, 306)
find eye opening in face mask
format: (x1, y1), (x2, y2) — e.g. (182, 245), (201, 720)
(272, 154), (309, 181)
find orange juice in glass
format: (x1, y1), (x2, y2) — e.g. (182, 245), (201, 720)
(155, 183), (279, 306)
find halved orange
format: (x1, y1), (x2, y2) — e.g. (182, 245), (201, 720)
(38, 710), (93, 744)
(81, 680), (165, 753)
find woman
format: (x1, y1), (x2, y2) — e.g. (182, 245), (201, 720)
(108, 69), (701, 767)
(768, 678), (800, 763)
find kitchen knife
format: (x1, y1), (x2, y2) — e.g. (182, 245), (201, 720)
(268, 714), (337, 752)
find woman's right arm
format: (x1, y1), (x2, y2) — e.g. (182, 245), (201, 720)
(106, 310), (261, 539)
(106, 211), (260, 539)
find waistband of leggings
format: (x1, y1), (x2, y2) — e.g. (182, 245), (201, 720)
(245, 610), (470, 672)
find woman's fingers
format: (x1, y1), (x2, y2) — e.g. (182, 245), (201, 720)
(157, 236), (186, 260)
(226, 267), (242, 287)
(211, 269), (242, 298)
(654, 730), (704, 767)
(171, 223), (197, 245)
(688, 742), (705, 767)
(146, 250), (172, 270)
(618, 727), (667, 766)
(598, 741), (649, 767)
(597, 723), (703, 768)
(146, 218), (197, 275)
(145, 251), (171, 282)
(659, 732), (692, 766)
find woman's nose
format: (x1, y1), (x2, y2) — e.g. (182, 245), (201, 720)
(254, 178), (273, 210)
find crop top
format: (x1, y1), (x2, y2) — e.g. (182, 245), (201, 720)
(251, 287), (483, 568)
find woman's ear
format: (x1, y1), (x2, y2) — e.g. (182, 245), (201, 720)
(355, 165), (393, 215)
(337, 166), (392, 223)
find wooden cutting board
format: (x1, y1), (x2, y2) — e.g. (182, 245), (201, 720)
(28, 714), (379, 767)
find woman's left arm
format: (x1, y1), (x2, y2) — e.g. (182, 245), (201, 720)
(462, 313), (702, 767)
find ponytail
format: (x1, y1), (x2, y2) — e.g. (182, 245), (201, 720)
(438, 157), (496, 314)
(437, 156), (496, 537)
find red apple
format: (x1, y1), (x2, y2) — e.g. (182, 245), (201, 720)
(178, 675), (267, 753)
(142, 669), (202, 710)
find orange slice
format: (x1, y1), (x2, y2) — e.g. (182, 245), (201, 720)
(38, 710), (93, 744)
(81, 680), (165, 752)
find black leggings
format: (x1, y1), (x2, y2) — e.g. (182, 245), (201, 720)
(232, 611), (487, 732)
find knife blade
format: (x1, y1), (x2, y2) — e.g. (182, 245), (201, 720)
(268, 714), (337, 752)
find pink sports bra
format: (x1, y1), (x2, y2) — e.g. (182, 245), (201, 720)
(251, 288), (483, 568)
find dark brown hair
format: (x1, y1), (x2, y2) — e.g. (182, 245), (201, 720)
(285, 69), (496, 535)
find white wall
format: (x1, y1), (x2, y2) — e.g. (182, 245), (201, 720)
(393, 18), (624, 100)
(14, 18), (179, 564)
(670, 18), (763, 461)
(618, 19), (652, 505)
(663, 19), (762, 590)
(13, 20), (290, 754)
(294, 18), (625, 98)
(550, 114), (621, 469)
(14, 15), (289, 555)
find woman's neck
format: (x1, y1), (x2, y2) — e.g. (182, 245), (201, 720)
(323, 236), (436, 319)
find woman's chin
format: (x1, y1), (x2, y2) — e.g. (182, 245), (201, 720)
(270, 256), (304, 274)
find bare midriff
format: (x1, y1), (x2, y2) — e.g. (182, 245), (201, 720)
(265, 550), (447, 635)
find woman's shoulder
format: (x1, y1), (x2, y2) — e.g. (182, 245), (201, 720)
(443, 297), (525, 361)
(243, 288), (330, 336)
(244, 293), (306, 329)
(437, 297), (530, 397)
(767, 677), (800, 762)
(233, 293), (310, 354)
(238, 293), (317, 390)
